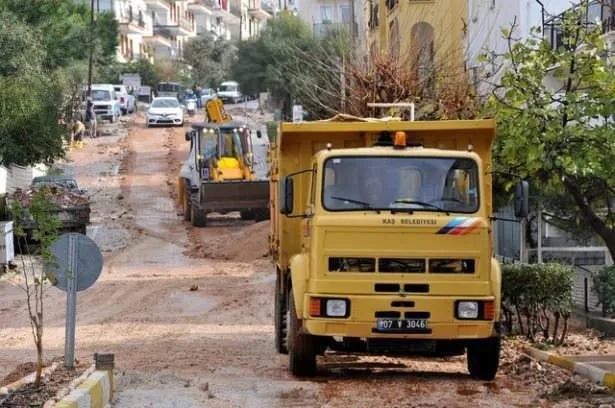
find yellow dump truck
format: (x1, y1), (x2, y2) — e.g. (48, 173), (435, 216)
(270, 115), (526, 379)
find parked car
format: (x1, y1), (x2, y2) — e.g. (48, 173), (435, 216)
(82, 84), (121, 123)
(146, 97), (184, 127)
(114, 84), (136, 115)
(217, 81), (243, 104)
(200, 88), (216, 105)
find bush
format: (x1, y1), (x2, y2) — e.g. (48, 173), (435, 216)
(502, 263), (574, 344)
(591, 265), (615, 317)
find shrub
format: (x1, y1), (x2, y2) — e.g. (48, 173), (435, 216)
(591, 265), (615, 317)
(502, 263), (574, 344)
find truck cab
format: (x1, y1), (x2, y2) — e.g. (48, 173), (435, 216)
(270, 118), (522, 380)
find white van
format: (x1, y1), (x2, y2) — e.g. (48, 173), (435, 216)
(82, 84), (121, 123)
(217, 81), (243, 104)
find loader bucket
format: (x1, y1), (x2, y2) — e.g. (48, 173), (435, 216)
(199, 180), (269, 213)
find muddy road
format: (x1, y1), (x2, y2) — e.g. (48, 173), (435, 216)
(0, 115), (611, 407)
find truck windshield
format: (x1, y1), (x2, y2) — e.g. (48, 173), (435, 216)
(322, 156), (480, 213)
(91, 90), (110, 101)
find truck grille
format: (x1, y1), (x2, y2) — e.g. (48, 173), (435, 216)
(329, 257), (475, 274)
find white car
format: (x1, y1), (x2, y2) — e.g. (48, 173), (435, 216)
(146, 97), (184, 127)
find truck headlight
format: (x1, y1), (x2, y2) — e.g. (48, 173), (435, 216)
(457, 301), (479, 319)
(325, 299), (347, 317)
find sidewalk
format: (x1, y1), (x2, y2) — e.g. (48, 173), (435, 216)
(525, 346), (615, 389)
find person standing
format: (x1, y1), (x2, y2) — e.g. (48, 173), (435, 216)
(84, 98), (97, 138)
(194, 85), (202, 109)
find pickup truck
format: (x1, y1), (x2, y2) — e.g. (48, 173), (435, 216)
(9, 176), (91, 250)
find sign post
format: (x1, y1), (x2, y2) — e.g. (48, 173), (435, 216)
(49, 233), (103, 368)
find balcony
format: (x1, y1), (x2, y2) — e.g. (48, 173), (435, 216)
(155, 17), (195, 37)
(248, 0), (271, 20)
(144, 0), (171, 12)
(188, 0), (214, 16)
(143, 32), (172, 48)
(543, 0), (615, 50)
(119, 9), (151, 35)
(313, 21), (357, 36)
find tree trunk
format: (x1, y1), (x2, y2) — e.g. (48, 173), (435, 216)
(553, 312), (560, 342)
(35, 338), (43, 387)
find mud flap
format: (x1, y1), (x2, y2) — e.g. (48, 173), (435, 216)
(199, 180), (269, 213)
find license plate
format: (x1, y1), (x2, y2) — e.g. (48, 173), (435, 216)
(376, 318), (429, 332)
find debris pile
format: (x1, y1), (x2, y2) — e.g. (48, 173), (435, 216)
(9, 187), (89, 208)
(186, 221), (270, 262)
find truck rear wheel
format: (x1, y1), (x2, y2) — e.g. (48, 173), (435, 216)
(288, 290), (317, 376)
(191, 204), (207, 227)
(274, 269), (288, 354)
(253, 208), (269, 222)
(467, 336), (501, 381)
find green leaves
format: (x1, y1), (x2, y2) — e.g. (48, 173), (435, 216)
(0, 1), (119, 168)
(490, 1), (615, 257)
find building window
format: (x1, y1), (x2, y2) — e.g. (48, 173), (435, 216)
(410, 22), (435, 96)
(320, 6), (334, 23)
(389, 18), (399, 60)
(340, 5), (350, 23)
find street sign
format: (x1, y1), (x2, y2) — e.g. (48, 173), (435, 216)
(49, 233), (103, 368)
(49, 233), (103, 292)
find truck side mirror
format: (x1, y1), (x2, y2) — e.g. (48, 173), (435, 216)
(514, 180), (529, 218)
(280, 176), (294, 215)
(185, 130), (195, 141)
(256, 130), (262, 139)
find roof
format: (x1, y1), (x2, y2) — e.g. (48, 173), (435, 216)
(191, 120), (249, 130)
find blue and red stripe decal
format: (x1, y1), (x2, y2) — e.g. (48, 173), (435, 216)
(436, 217), (484, 235)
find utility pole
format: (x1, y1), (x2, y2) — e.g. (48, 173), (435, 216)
(87, 0), (96, 98)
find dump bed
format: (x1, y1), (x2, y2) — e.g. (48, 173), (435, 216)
(269, 117), (497, 271)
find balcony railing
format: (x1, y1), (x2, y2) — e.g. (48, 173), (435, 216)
(543, 0), (615, 49)
(313, 21), (357, 36)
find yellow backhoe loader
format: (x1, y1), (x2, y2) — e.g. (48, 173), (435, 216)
(177, 97), (270, 226)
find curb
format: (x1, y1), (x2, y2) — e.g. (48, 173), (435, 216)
(524, 346), (615, 390)
(52, 369), (114, 408)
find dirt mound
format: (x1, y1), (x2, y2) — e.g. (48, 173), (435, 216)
(10, 186), (89, 207)
(185, 221), (270, 261)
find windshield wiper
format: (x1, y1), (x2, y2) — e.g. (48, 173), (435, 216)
(390, 199), (449, 215)
(330, 196), (380, 213)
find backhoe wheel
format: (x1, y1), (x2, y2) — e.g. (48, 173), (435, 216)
(191, 204), (207, 227)
(183, 183), (192, 222)
(467, 336), (501, 381)
(288, 290), (317, 376)
(253, 208), (269, 222)
(274, 270), (288, 354)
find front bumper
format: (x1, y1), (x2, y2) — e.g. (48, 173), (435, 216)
(147, 115), (183, 125)
(302, 294), (497, 340)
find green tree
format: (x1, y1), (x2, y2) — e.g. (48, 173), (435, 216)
(183, 33), (235, 88)
(488, 1), (615, 258)
(0, 12), (66, 167)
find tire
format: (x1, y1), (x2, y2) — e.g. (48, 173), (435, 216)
(240, 210), (253, 220)
(467, 336), (501, 381)
(288, 289), (317, 376)
(183, 185), (192, 222)
(191, 203), (207, 227)
(253, 208), (269, 222)
(274, 269), (289, 354)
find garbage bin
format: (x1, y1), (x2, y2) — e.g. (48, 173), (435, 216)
(0, 221), (14, 264)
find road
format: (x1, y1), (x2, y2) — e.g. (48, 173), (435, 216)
(0, 113), (611, 407)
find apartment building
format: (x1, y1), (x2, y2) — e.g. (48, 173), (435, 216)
(80, 0), (269, 62)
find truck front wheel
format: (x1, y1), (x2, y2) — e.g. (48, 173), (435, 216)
(274, 270), (288, 354)
(466, 336), (501, 381)
(288, 290), (317, 376)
